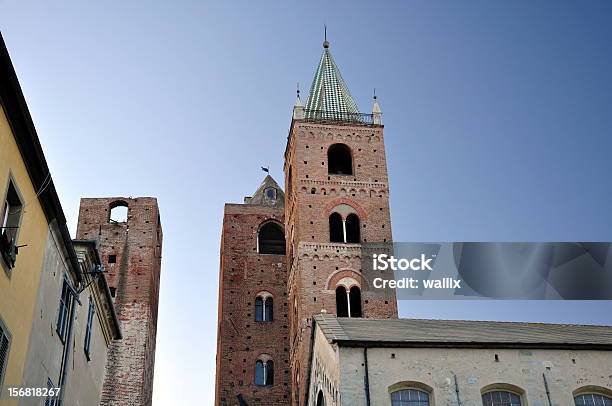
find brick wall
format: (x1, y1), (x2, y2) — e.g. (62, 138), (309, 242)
(76, 197), (162, 406)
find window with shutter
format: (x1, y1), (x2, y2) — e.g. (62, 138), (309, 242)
(84, 297), (95, 359)
(56, 277), (74, 343)
(0, 320), (10, 388)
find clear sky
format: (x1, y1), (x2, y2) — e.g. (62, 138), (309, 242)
(1, 1), (612, 404)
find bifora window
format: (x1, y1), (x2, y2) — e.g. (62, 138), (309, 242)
(255, 359), (274, 386)
(258, 222), (286, 255)
(390, 388), (430, 406)
(482, 391), (522, 406)
(255, 294), (273, 322)
(329, 212), (360, 243)
(328, 143), (353, 175)
(575, 394), (612, 406)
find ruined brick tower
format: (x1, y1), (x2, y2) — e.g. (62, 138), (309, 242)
(76, 197), (162, 406)
(215, 176), (291, 405)
(285, 39), (397, 405)
(215, 38), (397, 406)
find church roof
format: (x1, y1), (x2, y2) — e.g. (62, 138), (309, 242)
(244, 174), (285, 208)
(313, 314), (612, 349)
(305, 41), (360, 117)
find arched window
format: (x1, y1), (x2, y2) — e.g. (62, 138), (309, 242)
(258, 222), (286, 255)
(109, 201), (128, 223)
(317, 390), (325, 406)
(349, 286), (362, 317)
(329, 213), (343, 243)
(329, 212), (360, 244)
(335, 286), (348, 317)
(482, 391), (522, 406)
(255, 358), (274, 386)
(255, 293), (273, 322)
(328, 144), (353, 175)
(345, 213), (360, 243)
(391, 389), (430, 406)
(336, 285), (362, 318)
(575, 394), (612, 406)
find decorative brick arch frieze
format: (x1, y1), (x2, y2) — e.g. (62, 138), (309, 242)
(324, 197), (368, 221)
(326, 269), (370, 291)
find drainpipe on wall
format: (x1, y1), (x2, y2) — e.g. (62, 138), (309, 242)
(56, 285), (80, 406)
(363, 347), (371, 406)
(543, 372), (552, 406)
(453, 374), (462, 406)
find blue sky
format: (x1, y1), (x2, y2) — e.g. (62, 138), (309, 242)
(2, 1), (612, 404)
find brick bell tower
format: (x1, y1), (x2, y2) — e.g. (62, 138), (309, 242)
(76, 197), (162, 406)
(285, 39), (398, 405)
(215, 176), (291, 405)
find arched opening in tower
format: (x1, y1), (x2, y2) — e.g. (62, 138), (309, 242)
(258, 222), (286, 254)
(335, 286), (349, 317)
(345, 213), (360, 243)
(329, 213), (344, 243)
(327, 143), (353, 175)
(349, 286), (362, 318)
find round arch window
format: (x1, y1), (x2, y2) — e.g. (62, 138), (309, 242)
(482, 391), (522, 406)
(575, 393), (612, 406)
(390, 388), (430, 405)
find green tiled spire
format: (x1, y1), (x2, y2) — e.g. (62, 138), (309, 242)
(305, 40), (360, 117)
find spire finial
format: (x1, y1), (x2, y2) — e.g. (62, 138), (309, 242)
(323, 25), (329, 48)
(373, 88), (377, 100)
(297, 82), (300, 97)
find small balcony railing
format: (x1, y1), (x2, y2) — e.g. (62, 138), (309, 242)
(303, 109), (373, 124)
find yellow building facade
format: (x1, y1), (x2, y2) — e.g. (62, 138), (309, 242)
(0, 33), (82, 404)
(0, 62), (49, 406)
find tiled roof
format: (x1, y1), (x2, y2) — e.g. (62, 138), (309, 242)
(313, 314), (612, 349)
(305, 42), (360, 117)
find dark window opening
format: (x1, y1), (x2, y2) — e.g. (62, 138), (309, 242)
(258, 222), (286, 255)
(265, 297), (273, 321)
(255, 360), (274, 386)
(349, 286), (362, 317)
(108, 255), (116, 264)
(1, 180), (23, 269)
(345, 214), (360, 243)
(335, 286), (348, 317)
(317, 390), (325, 406)
(329, 213), (343, 243)
(264, 187), (277, 200)
(328, 144), (353, 175)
